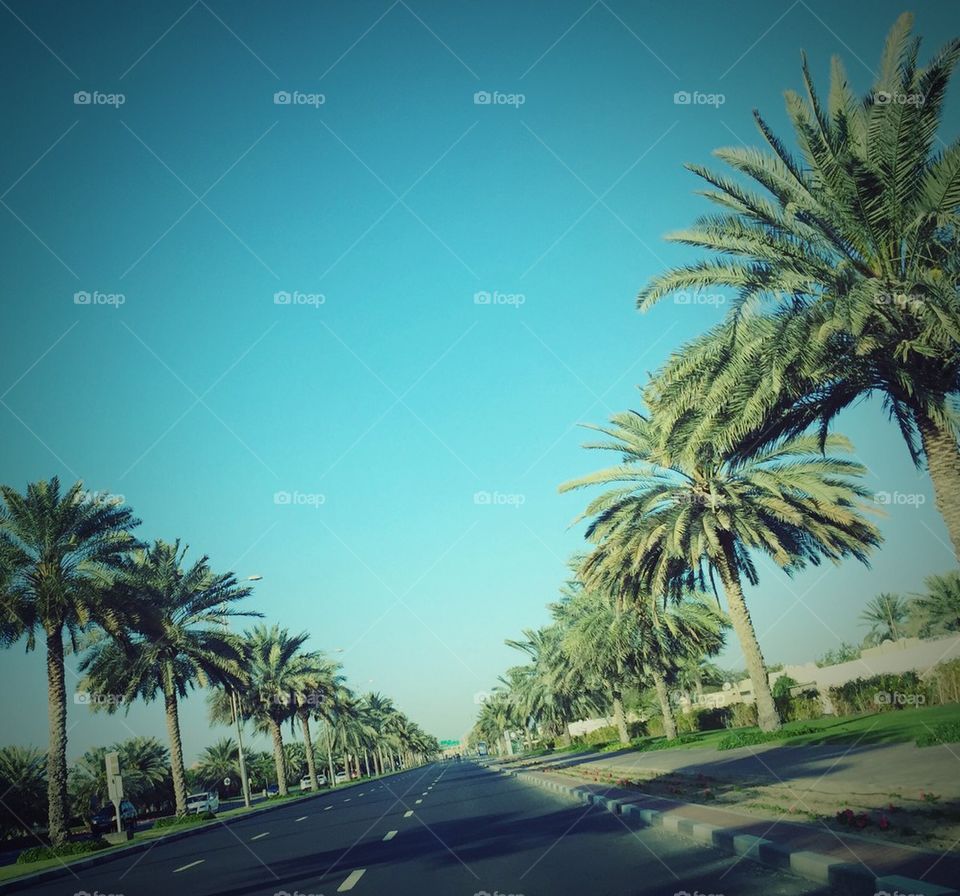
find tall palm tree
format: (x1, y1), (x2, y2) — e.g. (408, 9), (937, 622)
(859, 593), (911, 644)
(78, 540), (256, 815)
(562, 411), (880, 731)
(637, 14), (960, 558)
(0, 478), (140, 844)
(239, 625), (316, 796)
(293, 654), (343, 790)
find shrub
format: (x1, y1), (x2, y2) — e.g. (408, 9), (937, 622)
(646, 717), (665, 737)
(916, 720), (960, 747)
(717, 724), (818, 751)
(827, 672), (930, 716)
(17, 839), (109, 864)
(153, 811), (216, 830)
(775, 689), (824, 722)
(772, 675), (799, 698)
(926, 658), (960, 706)
(726, 702), (758, 729)
(676, 707), (734, 732)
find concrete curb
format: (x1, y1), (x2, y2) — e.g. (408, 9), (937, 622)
(0, 771), (405, 893)
(498, 766), (960, 896)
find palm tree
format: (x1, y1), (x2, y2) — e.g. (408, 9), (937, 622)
(0, 746), (47, 838)
(859, 593), (911, 644)
(69, 737), (170, 823)
(0, 478), (140, 844)
(911, 570), (960, 635)
(293, 654), (343, 789)
(78, 540), (256, 815)
(195, 738), (240, 793)
(562, 411), (881, 731)
(239, 625), (317, 796)
(636, 14), (960, 558)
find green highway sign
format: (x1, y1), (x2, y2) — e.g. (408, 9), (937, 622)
(439, 739), (460, 747)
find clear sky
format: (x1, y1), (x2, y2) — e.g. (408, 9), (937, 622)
(1, 0), (958, 763)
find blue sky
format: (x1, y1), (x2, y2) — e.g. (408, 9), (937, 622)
(1, 0), (958, 763)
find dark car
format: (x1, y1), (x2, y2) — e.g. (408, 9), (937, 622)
(90, 800), (138, 834)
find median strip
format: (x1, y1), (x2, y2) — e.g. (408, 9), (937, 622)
(173, 860), (204, 873)
(337, 869), (366, 891)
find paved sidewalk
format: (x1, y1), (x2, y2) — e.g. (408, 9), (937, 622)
(498, 762), (960, 894)
(523, 739), (960, 799)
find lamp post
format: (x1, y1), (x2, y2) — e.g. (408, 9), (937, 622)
(231, 689), (251, 808)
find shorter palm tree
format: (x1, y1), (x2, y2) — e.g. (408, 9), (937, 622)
(0, 746), (47, 838)
(195, 738), (240, 793)
(911, 571), (960, 636)
(859, 593), (911, 645)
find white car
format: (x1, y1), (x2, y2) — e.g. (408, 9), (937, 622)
(334, 771), (349, 784)
(300, 774), (327, 790)
(186, 791), (220, 814)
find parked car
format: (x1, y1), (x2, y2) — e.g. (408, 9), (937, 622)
(334, 770), (349, 784)
(300, 773), (327, 790)
(185, 791), (220, 814)
(266, 783), (280, 795)
(90, 800), (138, 833)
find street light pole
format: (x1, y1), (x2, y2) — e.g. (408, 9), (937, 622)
(232, 689), (251, 808)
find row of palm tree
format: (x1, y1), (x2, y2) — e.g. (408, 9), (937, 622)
(476, 14), (959, 742)
(0, 477), (437, 846)
(859, 570), (960, 644)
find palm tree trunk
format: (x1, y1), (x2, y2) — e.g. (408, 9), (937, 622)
(45, 629), (69, 846)
(363, 750), (370, 777)
(269, 718), (287, 795)
(162, 671), (188, 816)
(377, 746), (385, 775)
(299, 711), (318, 789)
(714, 536), (781, 732)
(611, 686), (629, 744)
(917, 412), (960, 561)
(651, 670), (678, 740)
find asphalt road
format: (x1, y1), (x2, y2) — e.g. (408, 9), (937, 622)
(18, 761), (831, 896)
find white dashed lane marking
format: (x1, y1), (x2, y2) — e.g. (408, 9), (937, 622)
(338, 869), (366, 891)
(403, 810), (413, 817)
(173, 860), (204, 873)
(296, 816), (308, 822)
(382, 830), (397, 841)
(251, 832), (269, 841)
(415, 799), (422, 804)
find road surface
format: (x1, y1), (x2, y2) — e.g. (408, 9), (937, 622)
(17, 761), (830, 895)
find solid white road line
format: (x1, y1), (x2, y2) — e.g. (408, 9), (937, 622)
(403, 810), (413, 817)
(173, 860), (205, 873)
(382, 830), (397, 841)
(251, 832), (269, 841)
(296, 816), (308, 822)
(338, 869), (366, 891)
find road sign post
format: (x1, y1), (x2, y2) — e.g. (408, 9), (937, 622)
(105, 752), (124, 834)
